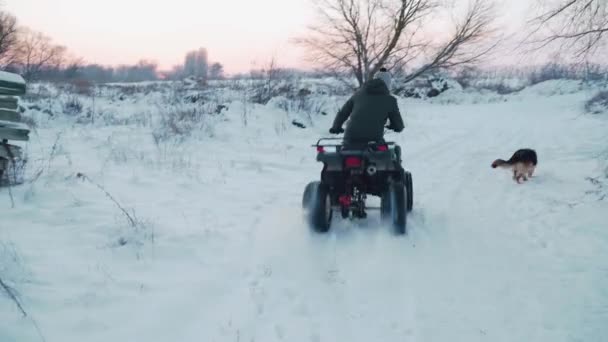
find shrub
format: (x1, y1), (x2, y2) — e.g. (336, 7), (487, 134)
(70, 79), (94, 96)
(62, 96), (83, 115)
(584, 91), (608, 114)
(275, 92), (325, 115)
(478, 83), (526, 95)
(529, 63), (579, 85)
(152, 104), (217, 143)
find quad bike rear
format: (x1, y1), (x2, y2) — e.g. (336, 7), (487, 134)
(302, 138), (413, 235)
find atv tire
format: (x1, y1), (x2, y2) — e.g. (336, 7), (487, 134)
(307, 181), (332, 233)
(382, 181), (407, 235)
(381, 190), (391, 220)
(405, 171), (413, 212)
(0, 157), (6, 183)
(302, 181), (317, 209)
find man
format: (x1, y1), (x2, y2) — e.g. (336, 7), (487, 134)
(329, 68), (405, 161)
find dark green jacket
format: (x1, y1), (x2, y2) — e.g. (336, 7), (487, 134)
(331, 79), (404, 143)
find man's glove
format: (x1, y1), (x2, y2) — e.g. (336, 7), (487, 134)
(329, 127), (344, 134)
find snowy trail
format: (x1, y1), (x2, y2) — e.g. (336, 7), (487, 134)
(220, 100), (607, 342)
(2, 88), (608, 342)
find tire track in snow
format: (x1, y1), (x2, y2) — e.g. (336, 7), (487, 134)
(232, 150), (436, 341)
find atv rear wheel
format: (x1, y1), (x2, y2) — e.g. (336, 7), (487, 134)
(302, 181), (317, 209)
(307, 182), (332, 233)
(0, 157), (6, 183)
(381, 190), (390, 220)
(382, 181), (407, 235)
(405, 171), (413, 212)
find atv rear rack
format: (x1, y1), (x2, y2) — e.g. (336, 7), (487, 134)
(312, 137), (396, 148)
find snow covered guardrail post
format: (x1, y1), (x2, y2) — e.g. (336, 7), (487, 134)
(0, 70), (29, 185)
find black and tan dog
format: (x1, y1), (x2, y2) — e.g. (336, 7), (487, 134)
(492, 148), (538, 183)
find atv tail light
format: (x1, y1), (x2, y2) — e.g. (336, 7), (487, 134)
(377, 144), (389, 152)
(317, 146), (325, 153)
(339, 195), (352, 207)
(344, 156), (362, 168)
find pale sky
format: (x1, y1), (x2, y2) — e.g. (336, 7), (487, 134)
(5, 0), (536, 74)
(6, 0), (316, 74)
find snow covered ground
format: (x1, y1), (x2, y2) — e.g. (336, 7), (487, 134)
(1, 79), (607, 342)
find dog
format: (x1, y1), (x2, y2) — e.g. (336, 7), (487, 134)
(491, 148), (537, 183)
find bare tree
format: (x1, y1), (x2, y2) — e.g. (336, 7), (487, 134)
(63, 56), (85, 80)
(0, 11), (19, 66)
(183, 48), (209, 83)
(295, 0), (499, 86)
(528, 0), (608, 58)
(15, 28), (67, 80)
(209, 62), (224, 80)
(249, 56), (282, 104)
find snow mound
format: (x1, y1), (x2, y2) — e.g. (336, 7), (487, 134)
(0, 70), (25, 85)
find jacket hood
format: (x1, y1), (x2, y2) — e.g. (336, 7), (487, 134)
(362, 78), (390, 95)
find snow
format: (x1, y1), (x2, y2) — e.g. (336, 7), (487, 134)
(1, 79), (607, 342)
(0, 71), (26, 85)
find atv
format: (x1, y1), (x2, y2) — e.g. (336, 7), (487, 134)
(302, 136), (413, 235)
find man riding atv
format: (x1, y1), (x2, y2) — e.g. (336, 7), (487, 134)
(325, 68), (407, 219)
(329, 67), (405, 164)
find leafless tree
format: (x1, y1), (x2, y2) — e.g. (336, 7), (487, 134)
(0, 11), (19, 66)
(15, 28), (67, 80)
(209, 62), (224, 80)
(183, 48), (209, 83)
(295, 0), (499, 86)
(528, 0), (608, 58)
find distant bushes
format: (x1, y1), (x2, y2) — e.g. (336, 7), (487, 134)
(274, 93), (326, 115)
(585, 91), (608, 114)
(449, 62), (608, 96)
(152, 100), (224, 143)
(477, 83), (526, 95)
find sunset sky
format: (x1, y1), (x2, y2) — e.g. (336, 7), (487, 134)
(5, 0), (536, 74)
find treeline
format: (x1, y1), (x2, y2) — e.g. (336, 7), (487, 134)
(451, 62), (608, 87)
(0, 9), (226, 84)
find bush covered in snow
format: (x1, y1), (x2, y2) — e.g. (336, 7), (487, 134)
(392, 75), (460, 99)
(152, 104), (220, 143)
(62, 95), (83, 115)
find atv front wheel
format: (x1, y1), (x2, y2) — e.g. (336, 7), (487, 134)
(307, 182), (332, 233)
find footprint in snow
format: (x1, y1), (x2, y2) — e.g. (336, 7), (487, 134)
(274, 325), (285, 340)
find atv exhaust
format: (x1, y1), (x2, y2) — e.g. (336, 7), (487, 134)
(366, 164), (377, 176)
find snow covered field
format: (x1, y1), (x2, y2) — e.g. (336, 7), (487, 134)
(1, 79), (607, 342)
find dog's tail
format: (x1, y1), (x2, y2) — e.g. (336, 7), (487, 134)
(491, 159), (509, 168)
